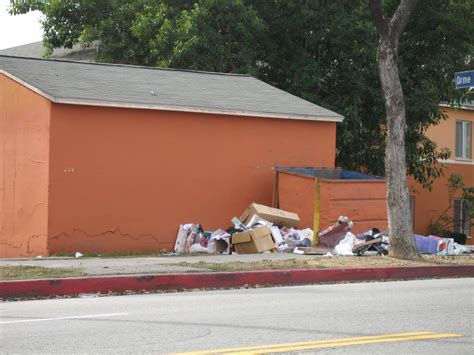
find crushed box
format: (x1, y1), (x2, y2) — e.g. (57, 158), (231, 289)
(240, 203), (300, 228)
(415, 235), (455, 255)
(232, 226), (275, 254)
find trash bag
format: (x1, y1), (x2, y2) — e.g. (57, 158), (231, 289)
(453, 243), (471, 255)
(281, 232), (303, 248)
(280, 228), (313, 248)
(334, 232), (358, 256)
(189, 243), (209, 253)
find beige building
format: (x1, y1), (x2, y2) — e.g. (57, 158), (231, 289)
(409, 103), (473, 243)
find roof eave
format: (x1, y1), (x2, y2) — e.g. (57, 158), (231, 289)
(439, 103), (474, 111)
(55, 98), (344, 122)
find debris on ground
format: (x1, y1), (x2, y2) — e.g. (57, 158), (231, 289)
(172, 202), (472, 257)
(232, 226), (274, 254)
(173, 203), (309, 255)
(292, 247), (332, 255)
(334, 232), (359, 256)
(318, 216), (353, 248)
(352, 228), (389, 256)
(174, 224), (230, 255)
(414, 235), (470, 256)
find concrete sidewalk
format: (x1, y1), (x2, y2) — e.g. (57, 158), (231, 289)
(0, 253), (316, 275)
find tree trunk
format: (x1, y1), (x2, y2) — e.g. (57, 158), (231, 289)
(377, 39), (420, 260)
(369, 0), (420, 260)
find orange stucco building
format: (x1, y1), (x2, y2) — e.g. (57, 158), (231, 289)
(1, 55), (343, 257)
(409, 104), (473, 243)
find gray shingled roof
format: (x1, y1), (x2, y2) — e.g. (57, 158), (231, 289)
(0, 42), (45, 58)
(0, 55), (343, 122)
(0, 41), (96, 61)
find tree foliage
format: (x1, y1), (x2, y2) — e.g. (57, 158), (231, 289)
(9, 0), (474, 187)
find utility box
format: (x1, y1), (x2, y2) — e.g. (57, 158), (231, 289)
(273, 167), (388, 238)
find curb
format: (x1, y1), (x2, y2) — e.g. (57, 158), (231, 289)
(1, 265), (473, 299)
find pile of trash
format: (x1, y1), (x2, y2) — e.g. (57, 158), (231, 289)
(318, 218), (389, 256)
(174, 203), (313, 255)
(321, 218), (471, 257)
(173, 203), (472, 256)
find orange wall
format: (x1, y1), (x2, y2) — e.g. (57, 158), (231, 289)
(0, 75), (50, 257)
(47, 103), (336, 255)
(277, 172), (388, 236)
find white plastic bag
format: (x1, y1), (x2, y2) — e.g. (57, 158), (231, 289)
(453, 243), (471, 255)
(189, 244), (209, 253)
(334, 232), (357, 256)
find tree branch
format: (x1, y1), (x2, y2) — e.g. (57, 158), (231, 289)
(390, 0), (419, 40)
(368, 0), (390, 37)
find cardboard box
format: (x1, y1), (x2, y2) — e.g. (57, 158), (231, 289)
(215, 239), (229, 254)
(240, 203), (300, 228)
(232, 226), (275, 254)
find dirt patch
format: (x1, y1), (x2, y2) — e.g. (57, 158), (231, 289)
(179, 254), (474, 272)
(423, 255), (474, 265)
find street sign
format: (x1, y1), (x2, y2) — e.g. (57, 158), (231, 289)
(454, 70), (474, 89)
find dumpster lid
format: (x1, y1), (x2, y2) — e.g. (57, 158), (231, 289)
(274, 167), (384, 180)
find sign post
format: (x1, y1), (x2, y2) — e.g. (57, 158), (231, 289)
(454, 70), (474, 89)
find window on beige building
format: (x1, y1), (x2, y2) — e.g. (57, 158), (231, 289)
(454, 199), (471, 236)
(455, 120), (472, 159)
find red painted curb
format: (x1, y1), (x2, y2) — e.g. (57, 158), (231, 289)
(1, 265), (473, 298)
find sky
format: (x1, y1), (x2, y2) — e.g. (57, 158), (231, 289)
(0, 0), (43, 50)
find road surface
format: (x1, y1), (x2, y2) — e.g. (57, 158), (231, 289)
(1, 278), (472, 354)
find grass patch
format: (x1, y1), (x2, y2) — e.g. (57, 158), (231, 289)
(0, 266), (86, 280)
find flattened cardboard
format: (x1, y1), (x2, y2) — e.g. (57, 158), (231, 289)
(295, 247), (332, 255)
(232, 226), (275, 254)
(240, 203), (300, 228)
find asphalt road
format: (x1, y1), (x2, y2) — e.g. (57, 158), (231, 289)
(1, 278), (472, 354)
